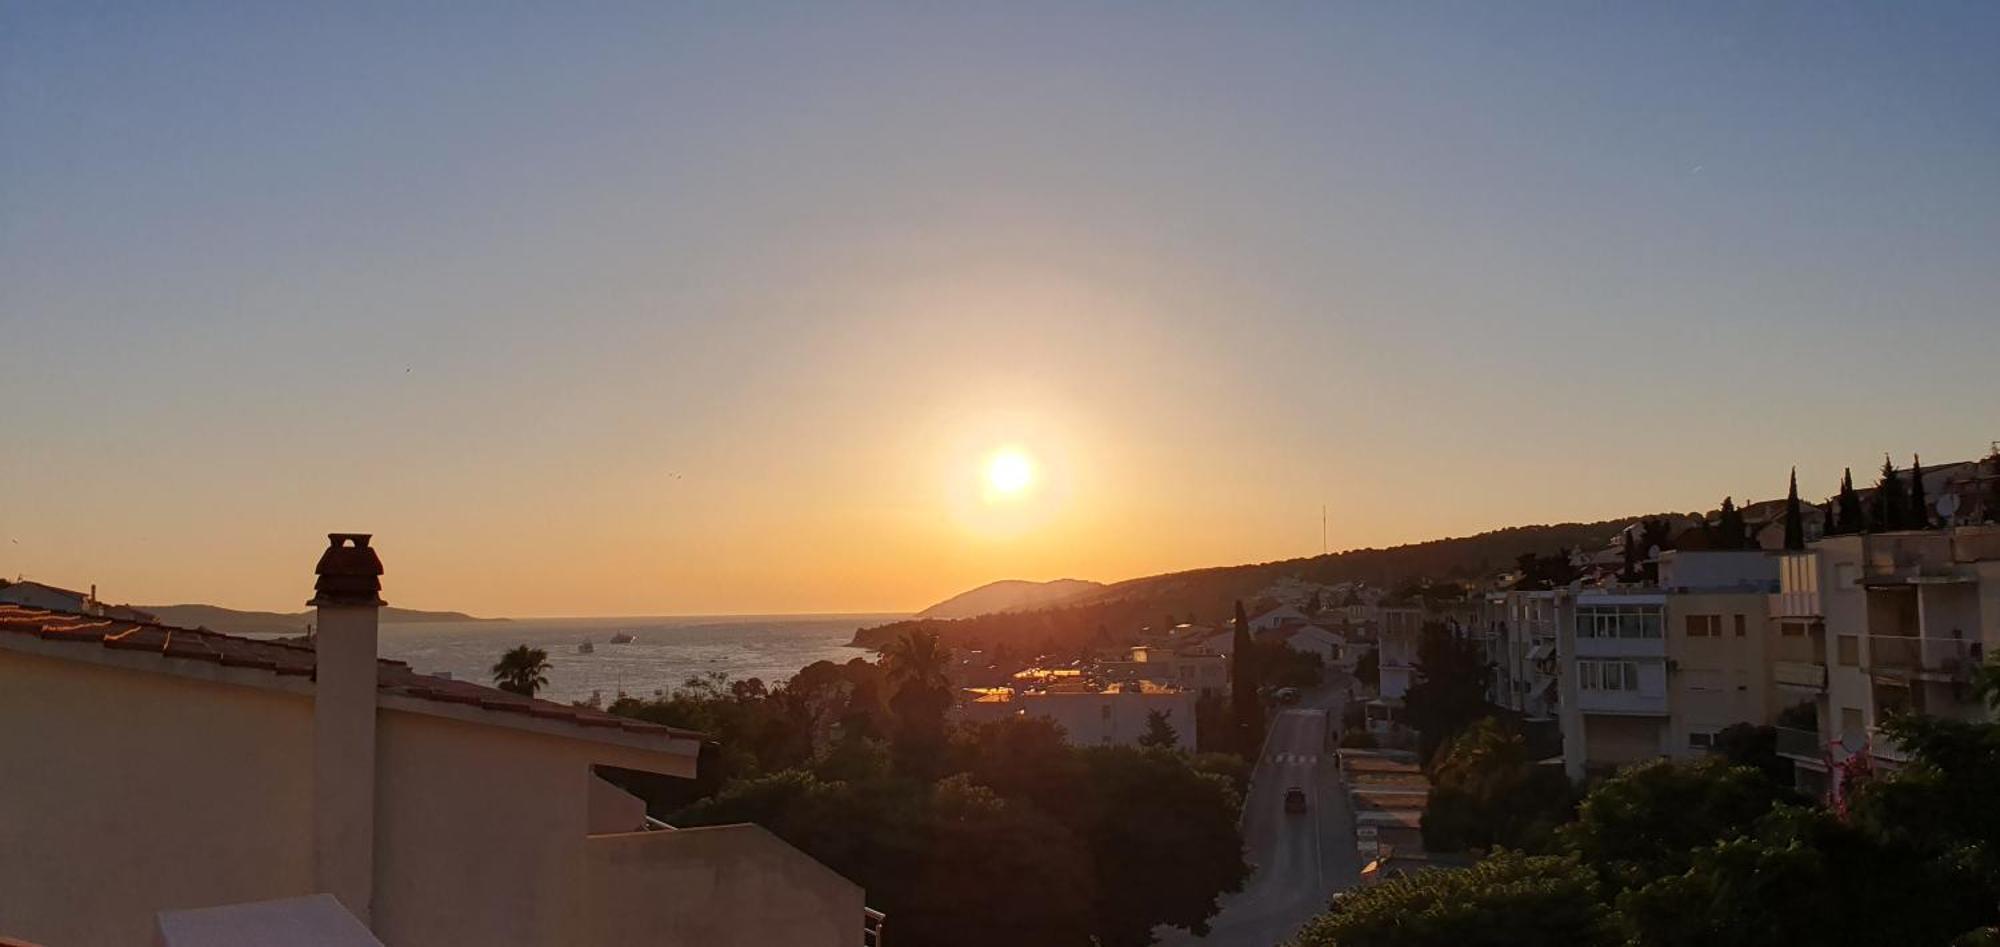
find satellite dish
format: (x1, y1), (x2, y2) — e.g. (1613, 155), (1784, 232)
(1937, 494), (1961, 518)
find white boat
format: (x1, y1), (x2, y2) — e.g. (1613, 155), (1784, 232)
(576, 641), (595, 654)
(608, 632), (636, 645)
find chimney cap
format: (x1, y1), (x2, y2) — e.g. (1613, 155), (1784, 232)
(309, 533), (387, 607)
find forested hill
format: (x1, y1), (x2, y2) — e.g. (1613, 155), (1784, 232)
(850, 516), (1645, 651)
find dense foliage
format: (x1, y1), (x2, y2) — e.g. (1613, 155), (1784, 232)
(1296, 713), (2000, 947)
(601, 649), (1250, 947)
(1403, 621), (1494, 761)
(1289, 851), (1617, 947)
(1421, 718), (1574, 853)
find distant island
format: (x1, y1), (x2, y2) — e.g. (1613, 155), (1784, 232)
(142, 603), (505, 637)
(913, 578), (1104, 620)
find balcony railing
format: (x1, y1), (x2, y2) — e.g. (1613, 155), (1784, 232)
(1772, 661), (1827, 691)
(865, 907), (886, 947)
(1862, 533), (1963, 583)
(1868, 726), (1913, 764)
(1773, 726), (1825, 761)
(1866, 635), (1983, 681)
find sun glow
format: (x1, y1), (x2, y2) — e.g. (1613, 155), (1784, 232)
(985, 449), (1036, 496)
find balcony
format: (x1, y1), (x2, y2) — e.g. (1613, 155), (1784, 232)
(1772, 661), (1827, 692)
(1773, 726), (1825, 762)
(1867, 726), (1914, 764)
(1865, 635), (1982, 684)
(1575, 688), (1668, 715)
(1862, 533), (1967, 585)
(1768, 591), (1822, 620)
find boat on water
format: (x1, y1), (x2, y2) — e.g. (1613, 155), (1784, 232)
(576, 641), (595, 654)
(608, 632), (636, 644)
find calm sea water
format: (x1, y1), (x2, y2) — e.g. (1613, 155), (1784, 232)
(376, 615), (900, 705)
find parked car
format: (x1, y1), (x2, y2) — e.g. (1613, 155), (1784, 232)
(1275, 687), (1300, 703)
(1284, 786), (1308, 814)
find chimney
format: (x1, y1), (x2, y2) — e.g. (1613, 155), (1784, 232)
(308, 533), (385, 924)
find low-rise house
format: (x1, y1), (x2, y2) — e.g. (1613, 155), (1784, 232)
(955, 681), (1197, 751)
(0, 534), (866, 947)
(0, 579), (154, 622)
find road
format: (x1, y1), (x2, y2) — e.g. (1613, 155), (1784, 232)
(1158, 686), (1360, 947)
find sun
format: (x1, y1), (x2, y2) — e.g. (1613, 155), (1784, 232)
(985, 449), (1036, 496)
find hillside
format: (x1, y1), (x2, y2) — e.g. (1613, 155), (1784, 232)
(915, 578), (1104, 620)
(142, 603), (503, 637)
(851, 516), (1648, 651)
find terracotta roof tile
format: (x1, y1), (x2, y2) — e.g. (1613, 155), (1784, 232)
(0, 604), (701, 742)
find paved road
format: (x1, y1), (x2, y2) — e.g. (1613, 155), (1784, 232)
(1158, 687), (1360, 946)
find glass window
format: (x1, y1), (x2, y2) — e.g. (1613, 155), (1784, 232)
(1686, 615), (1720, 637)
(1734, 615), (1747, 637)
(1838, 635), (1860, 667)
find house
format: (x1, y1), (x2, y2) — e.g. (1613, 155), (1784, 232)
(0, 534), (866, 947)
(1265, 624), (1344, 666)
(0, 579), (153, 622)
(1249, 605), (1311, 633)
(955, 680), (1198, 751)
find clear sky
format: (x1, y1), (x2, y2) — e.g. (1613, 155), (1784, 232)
(4, 3), (1997, 616)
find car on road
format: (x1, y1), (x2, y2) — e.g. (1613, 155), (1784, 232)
(1283, 786), (1308, 814)
(1275, 687), (1300, 703)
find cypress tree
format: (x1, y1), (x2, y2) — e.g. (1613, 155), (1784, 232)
(1230, 600), (1263, 759)
(1875, 455), (1909, 531)
(1837, 468), (1866, 534)
(1717, 496), (1749, 550)
(1909, 454), (1930, 529)
(1784, 469), (1806, 551)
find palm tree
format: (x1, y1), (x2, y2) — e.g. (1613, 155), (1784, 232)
(880, 630), (952, 694)
(491, 644), (551, 697)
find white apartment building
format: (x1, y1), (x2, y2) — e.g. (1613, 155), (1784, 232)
(1557, 550), (1778, 780)
(1770, 526), (2000, 794)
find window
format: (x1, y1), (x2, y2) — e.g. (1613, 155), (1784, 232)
(1837, 635), (1860, 667)
(1685, 615), (1721, 638)
(1733, 615), (1747, 637)
(1689, 731), (1715, 750)
(1781, 621), (1811, 637)
(1840, 707), (1864, 739)
(1577, 605), (1664, 639)
(1579, 659), (1640, 691)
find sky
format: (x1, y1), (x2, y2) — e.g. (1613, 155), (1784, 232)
(4, 3), (1998, 616)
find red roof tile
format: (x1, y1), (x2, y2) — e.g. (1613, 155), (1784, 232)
(0, 604), (701, 742)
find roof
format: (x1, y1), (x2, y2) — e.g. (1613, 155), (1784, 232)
(0, 604), (703, 744)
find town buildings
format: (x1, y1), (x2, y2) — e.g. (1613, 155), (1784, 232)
(0, 534), (866, 947)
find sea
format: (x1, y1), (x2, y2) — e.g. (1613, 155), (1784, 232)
(375, 614), (902, 705)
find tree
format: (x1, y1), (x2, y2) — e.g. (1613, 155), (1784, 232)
(881, 630), (955, 777)
(1873, 455), (1909, 531)
(1617, 805), (1992, 947)
(1073, 747), (1250, 946)
(1305, 590), (1323, 616)
(1421, 718), (1574, 853)
(1835, 467), (1866, 534)
(1783, 468), (1806, 551)
(1230, 600), (1263, 759)
(1710, 496), (1751, 550)
(1909, 454), (1931, 528)
(1403, 621), (1493, 762)
(1710, 722), (1793, 788)
(490, 644), (551, 697)
(1288, 851), (1617, 947)
(1557, 757), (1793, 892)
(1138, 709), (1180, 749)
(1354, 646), (1380, 688)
